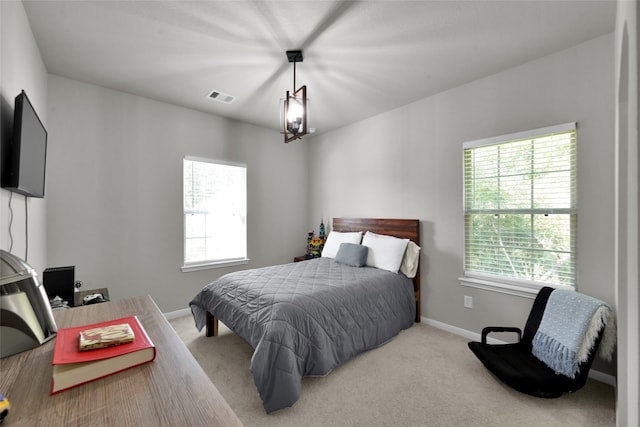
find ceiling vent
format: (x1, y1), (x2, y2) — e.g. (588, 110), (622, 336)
(207, 90), (235, 104)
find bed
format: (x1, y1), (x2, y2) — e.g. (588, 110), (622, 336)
(189, 218), (421, 413)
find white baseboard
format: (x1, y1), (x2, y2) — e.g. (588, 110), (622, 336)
(164, 307), (191, 320)
(587, 369), (617, 387)
(421, 316), (617, 388)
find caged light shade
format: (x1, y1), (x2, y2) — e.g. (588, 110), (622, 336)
(281, 50), (310, 143)
(283, 85), (307, 142)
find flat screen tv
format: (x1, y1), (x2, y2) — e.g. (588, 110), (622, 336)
(1, 90), (48, 198)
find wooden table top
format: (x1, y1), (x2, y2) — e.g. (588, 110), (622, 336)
(0, 295), (243, 426)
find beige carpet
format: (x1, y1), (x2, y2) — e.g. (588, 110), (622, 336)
(169, 315), (615, 427)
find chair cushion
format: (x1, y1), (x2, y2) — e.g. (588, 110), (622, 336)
(468, 341), (584, 398)
(521, 286), (554, 346)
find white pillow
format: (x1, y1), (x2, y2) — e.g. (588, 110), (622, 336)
(362, 231), (409, 273)
(399, 241), (421, 278)
(321, 231), (363, 258)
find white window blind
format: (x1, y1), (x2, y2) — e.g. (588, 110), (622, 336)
(182, 157), (247, 270)
(462, 123), (576, 291)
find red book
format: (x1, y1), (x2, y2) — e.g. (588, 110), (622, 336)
(51, 315), (156, 394)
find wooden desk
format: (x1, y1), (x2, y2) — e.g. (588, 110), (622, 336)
(0, 295), (243, 426)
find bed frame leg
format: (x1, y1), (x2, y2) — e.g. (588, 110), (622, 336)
(205, 311), (219, 337)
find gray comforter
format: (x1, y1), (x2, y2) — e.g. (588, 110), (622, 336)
(189, 257), (416, 413)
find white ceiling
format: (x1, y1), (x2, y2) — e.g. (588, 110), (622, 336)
(22, 0), (616, 137)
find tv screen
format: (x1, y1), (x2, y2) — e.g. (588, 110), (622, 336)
(1, 90), (48, 198)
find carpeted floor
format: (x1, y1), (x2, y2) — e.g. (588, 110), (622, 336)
(169, 315), (615, 427)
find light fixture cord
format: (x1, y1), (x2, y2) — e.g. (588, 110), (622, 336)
(293, 61), (296, 91)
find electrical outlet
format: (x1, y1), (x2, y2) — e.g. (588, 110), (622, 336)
(464, 295), (473, 309)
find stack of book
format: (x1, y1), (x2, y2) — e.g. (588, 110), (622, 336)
(50, 315), (156, 394)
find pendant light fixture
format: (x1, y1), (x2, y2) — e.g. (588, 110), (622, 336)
(282, 50), (309, 143)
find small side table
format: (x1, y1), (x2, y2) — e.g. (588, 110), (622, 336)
(293, 256), (308, 263)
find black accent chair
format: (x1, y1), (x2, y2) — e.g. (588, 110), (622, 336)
(468, 287), (603, 398)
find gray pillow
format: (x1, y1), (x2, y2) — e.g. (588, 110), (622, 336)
(334, 243), (368, 267)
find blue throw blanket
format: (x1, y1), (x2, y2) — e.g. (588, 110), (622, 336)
(532, 289), (613, 378)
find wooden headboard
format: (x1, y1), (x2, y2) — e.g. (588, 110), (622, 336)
(332, 218), (421, 322)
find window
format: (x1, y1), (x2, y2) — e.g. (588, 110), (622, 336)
(461, 123), (576, 296)
(182, 157), (247, 272)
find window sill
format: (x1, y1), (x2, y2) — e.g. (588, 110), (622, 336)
(181, 258), (250, 273)
(458, 274), (574, 299)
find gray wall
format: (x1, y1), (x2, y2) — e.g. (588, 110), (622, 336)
(45, 76), (309, 313)
(2, 0), (620, 379)
(307, 34), (615, 374)
(0, 1), (48, 273)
